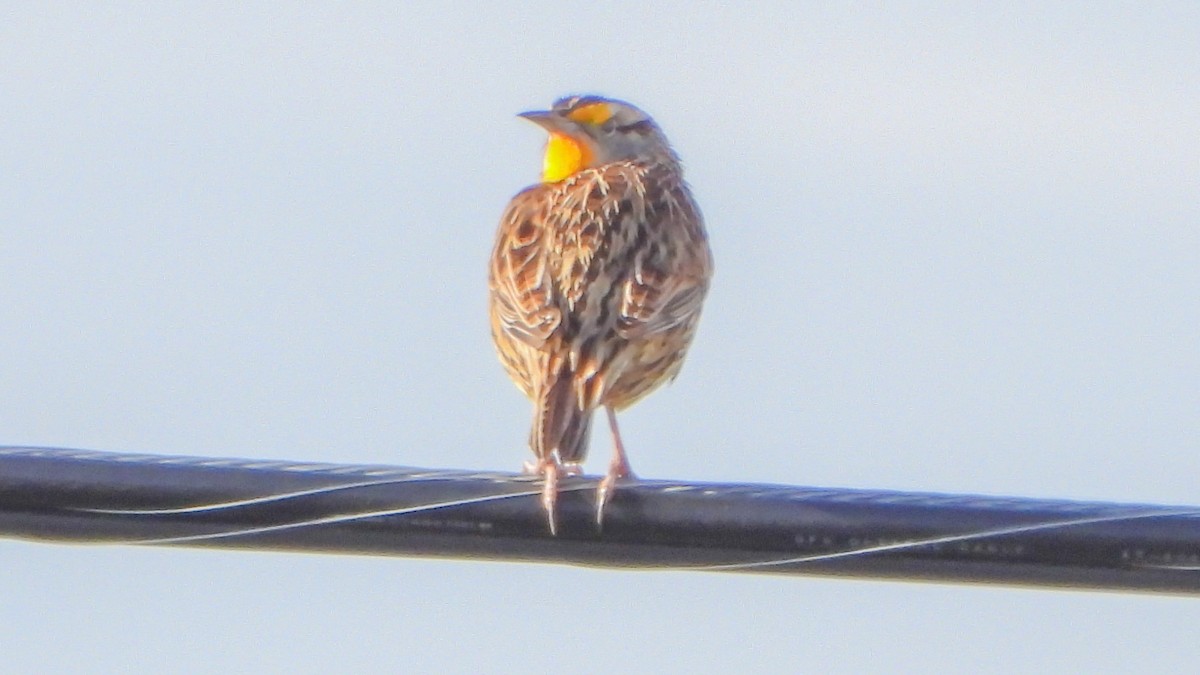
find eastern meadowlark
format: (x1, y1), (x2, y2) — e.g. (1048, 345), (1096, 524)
(488, 95), (714, 534)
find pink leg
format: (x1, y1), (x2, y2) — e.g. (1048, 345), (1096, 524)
(596, 406), (636, 527)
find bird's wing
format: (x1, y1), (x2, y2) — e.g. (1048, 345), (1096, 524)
(618, 267), (710, 339)
(488, 185), (562, 349)
(616, 182), (713, 340)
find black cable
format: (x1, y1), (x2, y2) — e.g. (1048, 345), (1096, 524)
(1, 446), (1197, 594)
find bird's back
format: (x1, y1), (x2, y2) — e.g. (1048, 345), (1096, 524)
(489, 157), (711, 464)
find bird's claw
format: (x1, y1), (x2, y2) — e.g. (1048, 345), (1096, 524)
(595, 459), (634, 529)
(527, 455), (585, 535)
(538, 459), (560, 536)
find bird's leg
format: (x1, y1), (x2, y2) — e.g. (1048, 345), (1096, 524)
(596, 406), (635, 528)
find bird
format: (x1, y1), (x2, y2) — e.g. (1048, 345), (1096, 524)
(488, 94), (714, 534)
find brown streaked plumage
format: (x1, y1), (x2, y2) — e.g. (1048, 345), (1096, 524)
(488, 95), (713, 534)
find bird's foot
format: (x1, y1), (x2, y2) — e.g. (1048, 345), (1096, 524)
(595, 456), (635, 530)
(535, 458), (561, 536)
(524, 455), (581, 536)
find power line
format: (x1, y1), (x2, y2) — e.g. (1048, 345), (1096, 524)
(1, 446), (1197, 594)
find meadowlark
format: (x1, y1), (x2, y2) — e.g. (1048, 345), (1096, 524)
(488, 94), (714, 534)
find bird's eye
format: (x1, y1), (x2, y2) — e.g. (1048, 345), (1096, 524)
(616, 120), (653, 133)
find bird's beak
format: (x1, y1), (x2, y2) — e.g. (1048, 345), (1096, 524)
(518, 110), (571, 134)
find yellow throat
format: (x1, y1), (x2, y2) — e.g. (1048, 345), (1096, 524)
(542, 133), (593, 183)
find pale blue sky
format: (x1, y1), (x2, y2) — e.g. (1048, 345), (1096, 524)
(2, 3), (1198, 672)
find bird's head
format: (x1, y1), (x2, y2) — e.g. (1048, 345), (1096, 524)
(520, 95), (676, 183)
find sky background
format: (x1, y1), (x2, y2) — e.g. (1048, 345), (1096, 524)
(2, 2), (1198, 672)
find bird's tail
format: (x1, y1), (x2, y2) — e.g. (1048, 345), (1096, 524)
(530, 371), (592, 466)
